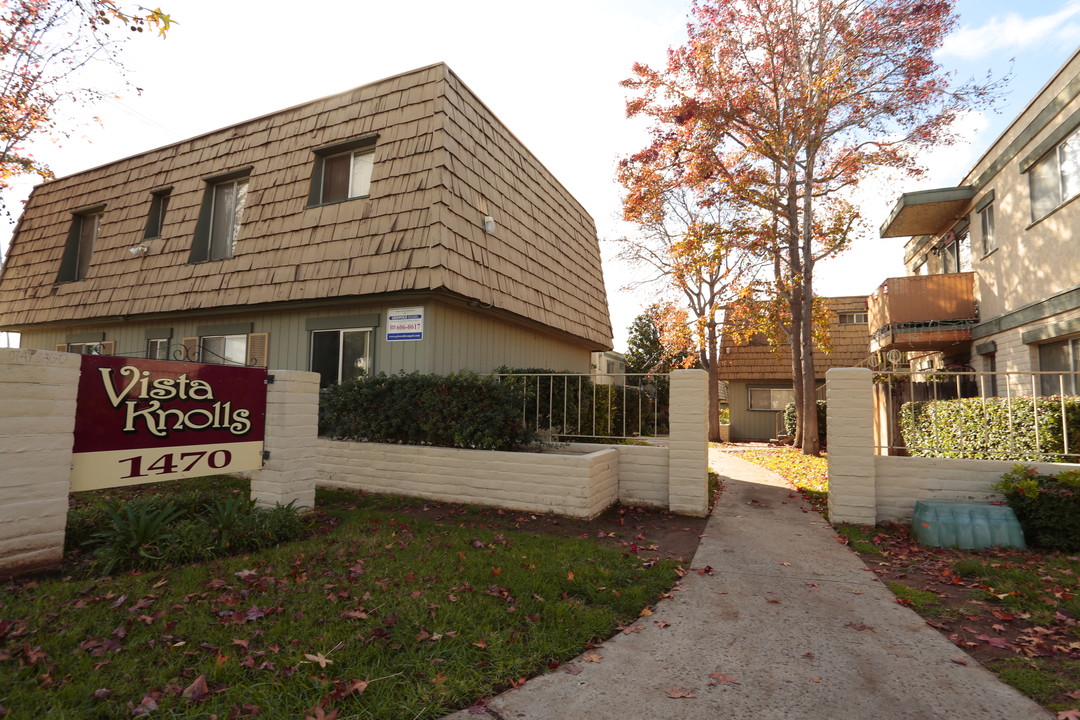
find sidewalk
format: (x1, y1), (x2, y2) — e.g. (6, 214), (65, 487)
(444, 449), (1049, 719)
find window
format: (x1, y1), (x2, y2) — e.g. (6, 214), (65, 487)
(308, 135), (377, 206)
(57, 210), (102, 282)
(838, 312), (867, 325)
(311, 328), (372, 388)
(147, 338), (170, 359)
(748, 387), (795, 411)
(1039, 337), (1080, 395)
(67, 342), (102, 355)
(321, 149), (374, 203)
(200, 334), (248, 365)
(979, 202), (995, 256)
(1029, 128), (1080, 221)
(208, 179), (247, 260)
(143, 188), (171, 239)
(940, 230), (971, 274)
(190, 171), (250, 263)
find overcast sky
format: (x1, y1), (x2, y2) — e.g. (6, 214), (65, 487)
(2, 0), (1079, 350)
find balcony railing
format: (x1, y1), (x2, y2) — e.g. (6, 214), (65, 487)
(868, 272), (977, 352)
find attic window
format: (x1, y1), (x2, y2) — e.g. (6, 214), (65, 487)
(308, 135), (377, 206)
(189, 169), (251, 263)
(56, 207), (103, 283)
(143, 188), (171, 239)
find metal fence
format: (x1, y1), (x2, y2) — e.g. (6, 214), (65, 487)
(873, 369), (1080, 462)
(491, 372), (670, 441)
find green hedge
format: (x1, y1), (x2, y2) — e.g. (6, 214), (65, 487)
(900, 396), (1080, 462)
(783, 400), (827, 445)
(319, 371), (535, 450)
(993, 465), (1080, 551)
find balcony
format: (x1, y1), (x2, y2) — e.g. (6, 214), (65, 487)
(868, 273), (977, 353)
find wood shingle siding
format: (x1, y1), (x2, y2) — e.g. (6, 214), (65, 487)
(718, 296), (871, 381)
(0, 64), (611, 350)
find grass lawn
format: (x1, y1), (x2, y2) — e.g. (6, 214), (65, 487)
(1, 481), (681, 719)
(720, 444), (1080, 715)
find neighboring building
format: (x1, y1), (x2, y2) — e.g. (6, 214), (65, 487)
(0, 64), (612, 386)
(873, 48), (1080, 395)
(591, 350), (626, 385)
(717, 296), (870, 441)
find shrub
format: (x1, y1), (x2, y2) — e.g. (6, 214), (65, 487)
(319, 370), (536, 450)
(74, 492), (308, 576)
(992, 465), (1080, 551)
(783, 400), (827, 445)
(90, 500), (183, 575)
(900, 396), (1080, 462)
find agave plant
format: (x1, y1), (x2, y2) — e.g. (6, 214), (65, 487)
(90, 501), (182, 575)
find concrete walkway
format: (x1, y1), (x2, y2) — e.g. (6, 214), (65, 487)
(444, 449), (1049, 719)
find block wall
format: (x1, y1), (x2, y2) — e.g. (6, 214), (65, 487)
(0, 349), (81, 577)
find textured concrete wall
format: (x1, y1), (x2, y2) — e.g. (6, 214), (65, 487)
(668, 369), (709, 516)
(0, 348), (80, 577)
(316, 439), (620, 518)
(826, 368), (880, 525)
(875, 455), (1078, 523)
(827, 367), (1080, 524)
(247, 370), (320, 510)
(613, 444), (669, 507)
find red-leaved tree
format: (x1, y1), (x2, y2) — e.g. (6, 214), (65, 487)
(620, 0), (999, 454)
(0, 1), (173, 202)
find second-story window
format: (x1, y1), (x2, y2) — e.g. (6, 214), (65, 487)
(57, 208), (103, 283)
(190, 170), (251, 264)
(308, 135), (377, 207)
(143, 188), (171, 239)
(838, 312), (867, 325)
(1029, 128), (1080, 221)
(941, 230), (971, 274)
(322, 148), (374, 203)
(979, 202), (995, 255)
(209, 179), (247, 260)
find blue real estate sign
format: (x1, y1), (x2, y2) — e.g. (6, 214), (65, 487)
(387, 306), (424, 341)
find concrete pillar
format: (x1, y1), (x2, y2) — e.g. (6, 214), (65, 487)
(248, 370), (319, 510)
(668, 369), (708, 516)
(826, 368), (877, 525)
(0, 348), (80, 577)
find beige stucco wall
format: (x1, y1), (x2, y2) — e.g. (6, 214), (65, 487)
(958, 53), (1080, 320)
(828, 368), (1080, 525)
(316, 439), (620, 518)
(16, 298), (593, 376)
(0, 348), (80, 577)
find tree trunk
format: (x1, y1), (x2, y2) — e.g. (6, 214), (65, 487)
(704, 317), (721, 442)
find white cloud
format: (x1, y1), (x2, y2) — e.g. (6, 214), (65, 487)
(940, 3), (1080, 60)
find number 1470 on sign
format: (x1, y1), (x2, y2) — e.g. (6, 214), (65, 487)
(120, 449), (232, 479)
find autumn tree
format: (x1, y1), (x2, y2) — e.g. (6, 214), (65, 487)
(625, 303), (695, 375)
(615, 184), (763, 442)
(621, 0), (998, 454)
(0, 1), (173, 200)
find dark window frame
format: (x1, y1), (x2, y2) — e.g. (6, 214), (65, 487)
(56, 206), (105, 283)
(307, 135), (378, 207)
(189, 168), (252, 264)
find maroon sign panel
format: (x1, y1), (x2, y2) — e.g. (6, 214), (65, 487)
(71, 356), (267, 491)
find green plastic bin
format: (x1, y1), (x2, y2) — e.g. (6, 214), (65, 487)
(911, 500), (1026, 550)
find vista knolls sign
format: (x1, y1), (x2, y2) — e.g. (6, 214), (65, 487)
(71, 356), (267, 491)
